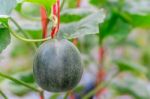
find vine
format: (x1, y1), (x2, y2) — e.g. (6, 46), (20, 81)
(0, 89), (8, 99)
(0, 72), (41, 92)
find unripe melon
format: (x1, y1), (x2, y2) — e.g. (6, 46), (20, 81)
(33, 39), (83, 92)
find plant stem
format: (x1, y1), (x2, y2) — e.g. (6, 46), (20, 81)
(0, 72), (41, 92)
(9, 29), (51, 42)
(10, 17), (37, 50)
(82, 72), (119, 99)
(0, 89), (8, 99)
(10, 17), (32, 39)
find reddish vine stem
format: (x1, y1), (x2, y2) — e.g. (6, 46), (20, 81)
(95, 46), (106, 97)
(40, 6), (49, 38)
(39, 91), (44, 99)
(77, 0), (81, 7)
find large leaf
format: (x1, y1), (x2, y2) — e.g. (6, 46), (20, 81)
(0, 18), (10, 53)
(0, 0), (16, 53)
(0, 0), (17, 15)
(99, 11), (132, 42)
(57, 9), (106, 39)
(25, 0), (56, 15)
(125, 13), (150, 28)
(61, 8), (94, 23)
(112, 77), (150, 99)
(115, 59), (147, 74)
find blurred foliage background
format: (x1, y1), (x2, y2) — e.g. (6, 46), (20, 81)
(0, 0), (150, 99)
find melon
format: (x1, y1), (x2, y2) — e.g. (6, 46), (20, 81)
(33, 39), (83, 92)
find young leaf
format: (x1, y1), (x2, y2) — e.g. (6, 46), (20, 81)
(0, 29), (10, 53)
(57, 9), (106, 39)
(99, 11), (132, 43)
(0, 18), (10, 53)
(0, 0), (17, 15)
(25, 0), (56, 15)
(125, 13), (150, 28)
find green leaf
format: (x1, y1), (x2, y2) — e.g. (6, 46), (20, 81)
(125, 13), (150, 28)
(61, 8), (94, 23)
(0, 0), (15, 53)
(115, 59), (147, 74)
(99, 11), (132, 42)
(99, 12), (118, 41)
(25, 0), (56, 15)
(0, 16), (9, 25)
(57, 9), (106, 39)
(0, 18), (10, 53)
(0, 0), (17, 15)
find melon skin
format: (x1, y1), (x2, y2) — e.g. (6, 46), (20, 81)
(33, 39), (83, 92)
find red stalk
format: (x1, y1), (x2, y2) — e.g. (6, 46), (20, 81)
(95, 47), (106, 97)
(40, 6), (49, 38)
(40, 93), (44, 99)
(77, 0), (81, 7)
(39, 91), (44, 99)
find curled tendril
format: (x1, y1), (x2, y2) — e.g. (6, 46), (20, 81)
(9, 14), (59, 42)
(49, 14), (58, 27)
(9, 29), (51, 42)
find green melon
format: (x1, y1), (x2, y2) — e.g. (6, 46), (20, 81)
(33, 39), (83, 92)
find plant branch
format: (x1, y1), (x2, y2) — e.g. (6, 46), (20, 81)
(0, 72), (41, 92)
(10, 17), (37, 50)
(10, 17), (32, 39)
(0, 89), (8, 99)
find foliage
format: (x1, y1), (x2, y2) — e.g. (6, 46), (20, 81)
(0, 0), (150, 98)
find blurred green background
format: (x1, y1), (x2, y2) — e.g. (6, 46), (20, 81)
(0, 0), (150, 99)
